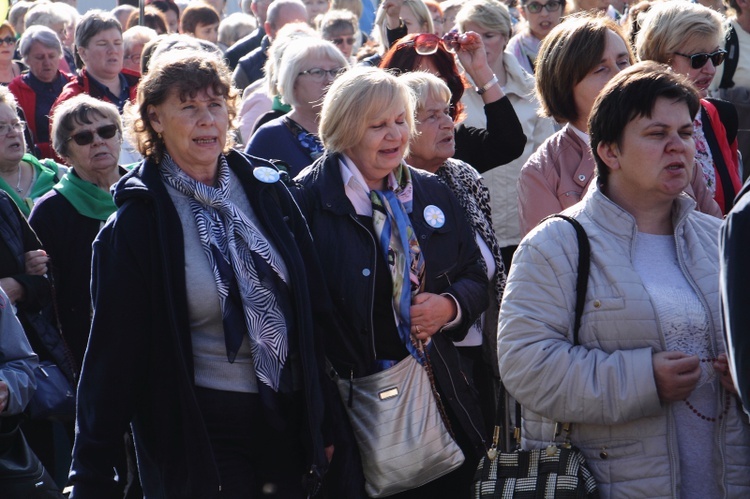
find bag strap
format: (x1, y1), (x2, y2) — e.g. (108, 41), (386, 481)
(701, 103), (737, 214)
(720, 23), (739, 89)
(501, 215), (590, 451)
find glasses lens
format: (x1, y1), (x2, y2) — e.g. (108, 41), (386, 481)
(333, 37), (355, 45)
(711, 51), (726, 67)
(1, 37), (14, 45)
(414, 34), (439, 56)
(547, 1), (562, 10)
(97, 125), (118, 139)
(71, 125), (118, 145)
(526, 2), (542, 13)
(690, 54), (710, 69)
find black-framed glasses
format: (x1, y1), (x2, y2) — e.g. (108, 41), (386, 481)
(0, 36), (15, 46)
(674, 49), (727, 69)
(524, 1), (563, 13)
(0, 120), (25, 135)
(331, 36), (356, 46)
(298, 67), (347, 81)
(66, 124), (119, 146)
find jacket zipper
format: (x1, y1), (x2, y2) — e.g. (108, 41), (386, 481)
(349, 213), (379, 366)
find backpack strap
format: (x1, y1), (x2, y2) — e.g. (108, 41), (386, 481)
(702, 103), (737, 214)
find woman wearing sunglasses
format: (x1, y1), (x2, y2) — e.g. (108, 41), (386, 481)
(319, 9), (361, 62)
(247, 38), (348, 177)
(380, 30), (526, 173)
(507, 0), (565, 74)
(637, 0), (742, 216)
(0, 21), (27, 86)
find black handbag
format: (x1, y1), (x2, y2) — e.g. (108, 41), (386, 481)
(474, 215), (599, 499)
(0, 419), (64, 498)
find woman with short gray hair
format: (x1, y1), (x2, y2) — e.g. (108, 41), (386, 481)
(9, 26), (74, 159)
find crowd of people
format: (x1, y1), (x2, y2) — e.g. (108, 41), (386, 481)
(1, 0), (750, 497)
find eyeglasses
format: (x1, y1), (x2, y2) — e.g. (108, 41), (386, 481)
(331, 36), (356, 46)
(0, 36), (15, 46)
(66, 124), (119, 146)
(412, 32), (459, 56)
(0, 121), (25, 135)
(674, 49), (727, 69)
(524, 1), (563, 13)
(125, 53), (141, 64)
(298, 67), (347, 81)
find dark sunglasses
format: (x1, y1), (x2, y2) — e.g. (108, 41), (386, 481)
(66, 124), (119, 146)
(331, 36), (356, 46)
(524, 1), (563, 13)
(411, 32), (459, 56)
(674, 49), (727, 69)
(0, 36), (15, 46)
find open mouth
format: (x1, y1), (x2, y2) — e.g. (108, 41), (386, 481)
(194, 137), (217, 145)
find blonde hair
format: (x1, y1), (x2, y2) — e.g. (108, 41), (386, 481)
(399, 71), (451, 114)
(319, 66), (416, 153)
(277, 38), (348, 107)
(455, 0), (512, 39)
(373, 0), (434, 51)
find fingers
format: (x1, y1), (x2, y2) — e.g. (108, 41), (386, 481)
(24, 250), (49, 276)
(653, 352), (701, 403)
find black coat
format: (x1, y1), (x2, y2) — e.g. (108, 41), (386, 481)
(294, 153), (489, 495)
(69, 151), (334, 498)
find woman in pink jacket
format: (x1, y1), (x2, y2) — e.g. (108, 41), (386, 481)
(517, 14), (720, 237)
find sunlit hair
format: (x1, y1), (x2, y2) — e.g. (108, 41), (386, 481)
(399, 70), (451, 116)
(126, 50), (238, 161)
(535, 13), (633, 123)
(456, 0), (512, 40)
(276, 38), (348, 107)
(180, 3), (221, 34)
(319, 66), (416, 154)
(635, 0), (725, 65)
(0, 85), (19, 113)
(373, 0), (434, 51)
(19, 26), (63, 60)
(379, 33), (466, 121)
(263, 22), (318, 97)
(589, 61), (700, 186)
(51, 94), (122, 159)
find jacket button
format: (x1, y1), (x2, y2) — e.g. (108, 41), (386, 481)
(325, 202), (332, 208)
(420, 234), (426, 239)
(578, 174), (586, 181)
(362, 268), (371, 277)
(600, 451), (608, 459)
(593, 300), (601, 308)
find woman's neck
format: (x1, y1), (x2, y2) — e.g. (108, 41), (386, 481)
(605, 186), (675, 235)
(406, 154), (442, 174)
(90, 71), (122, 96)
(75, 166), (122, 191)
(288, 107), (319, 135)
(0, 158), (21, 174)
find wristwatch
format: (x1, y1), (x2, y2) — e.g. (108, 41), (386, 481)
(476, 74), (499, 95)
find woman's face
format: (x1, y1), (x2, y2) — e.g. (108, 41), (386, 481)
(63, 113), (121, 175)
(344, 103), (410, 189)
(148, 87), (229, 174)
(303, 0), (330, 23)
(571, 29), (630, 128)
(670, 36), (721, 98)
(325, 28), (356, 59)
(123, 42), (144, 74)
(165, 10), (180, 34)
(193, 22), (219, 44)
(0, 29), (16, 63)
(462, 21), (506, 68)
(427, 5), (444, 37)
(409, 93), (455, 171)
(0, 103), (25, 167)
(520, 0), (564, 41)
(78, 28), (124, 81)
(601, 96), (695, 203)
(26, 42), (63, 83)
(294, 54), (345, 112)
(401, 4), (428, 35)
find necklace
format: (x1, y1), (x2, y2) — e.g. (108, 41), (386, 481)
(682, 357), (731, 422)
(14, 164), (22, 193)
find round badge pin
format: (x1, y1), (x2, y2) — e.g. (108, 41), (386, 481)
(253, 167), (280, 183)
(423, 205), (445, 228)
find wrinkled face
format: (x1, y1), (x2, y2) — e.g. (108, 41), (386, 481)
(519, 0), (564, 41)
(123, 42), (144, 73)
(409, 93), (455, 171)
(148, 87), (229, 175)
(325, 27), (355, 59)
(572, 29), (630, 127)
(344, 103), (410, 189)
(63, 113), (121, 175)
(25, 42), (62, 83)
(669, 36), (722, 98)
(0, 103), (25, 166)
(294, 54), (345, 111)
(78, 28), (124, 81)
(193, 22), (219, 44)
(401, 4), (428, 35)
(601, 97), (695, 204)
(463, 21), (506, 68)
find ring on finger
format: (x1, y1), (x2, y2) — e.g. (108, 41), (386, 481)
(416, 325), (421, 335)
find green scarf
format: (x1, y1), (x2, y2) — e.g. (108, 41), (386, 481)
(0, 154), (62, 217)
(54, 169), (118, 221)
(271, 94), (292, 113)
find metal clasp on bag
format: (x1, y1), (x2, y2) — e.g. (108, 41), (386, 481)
(378, 387), (399, 401)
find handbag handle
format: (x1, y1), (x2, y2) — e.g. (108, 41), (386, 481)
(500, 214), (590, 451)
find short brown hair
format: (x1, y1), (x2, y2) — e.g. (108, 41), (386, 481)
(180, 3), (221, 34)
(589, 61), (700, 186)
(51, 94), (122, 159)
(126, 50), (237, 161)
(536, 13), (632, 124)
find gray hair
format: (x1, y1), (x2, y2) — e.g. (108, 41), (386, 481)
(75, 10), (122, 49)
(277, 37), (348, 107)
(263, 22), (317, 96)
(218, 13), (257, 47)
(0, 86), (19, 113)
(123, 26), (158, 53)
(24, 3), (69, 31)
(51, 94), (122, 159)
(19, 25), (63, 59)
(9, 1), (35, 33)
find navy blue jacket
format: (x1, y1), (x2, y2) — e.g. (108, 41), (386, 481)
(69, 151), (334, 498)
(294, 153), (489, 494)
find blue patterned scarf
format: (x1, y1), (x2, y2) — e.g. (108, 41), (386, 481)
(370, 164), (425, 362)
(160, 154), (291, 392)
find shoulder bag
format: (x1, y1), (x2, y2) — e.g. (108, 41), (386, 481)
(330, 338), (465, 497)
(474, 214), (599, 498)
